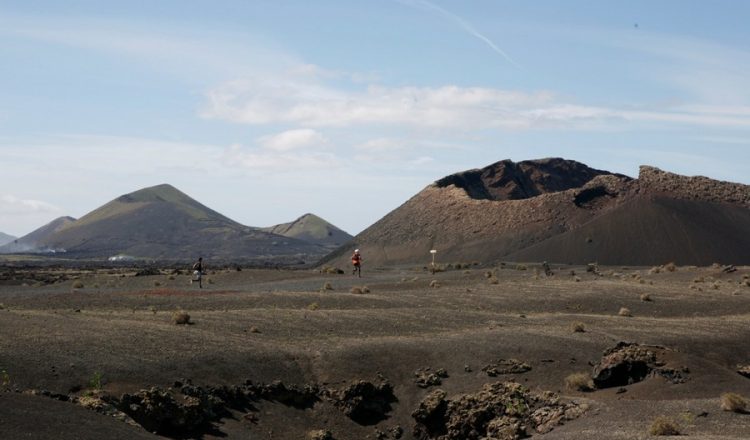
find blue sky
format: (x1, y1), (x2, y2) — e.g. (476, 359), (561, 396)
(1, 0), (749, 237)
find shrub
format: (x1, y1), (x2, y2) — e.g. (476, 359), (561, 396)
(362, 286), (370, 293)
(565, 372), (594, 391)
(640, 293), (652, 302)
(571, 322), (585, 333)
(153, 281), (161, 287)
(307, 302), (319, 311)
(484, 271), (493, 278)
(323, 282), (333, 291)
(618, 307), (632, 317)
(664, 262), (677, 272)
(72, 280), (84, 289)
(516, 264), (527, 271)
(172, 311), (191, 325)
(430, 280), (440, 288)
(168, 275), (175, 280)
(488, 276), (499, 285)
(649, 416), (680, 435)
(720, 392), (747, 412)
(350, 286), (363, 294)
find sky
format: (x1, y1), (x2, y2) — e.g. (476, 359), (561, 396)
(1, 0), (749, 237)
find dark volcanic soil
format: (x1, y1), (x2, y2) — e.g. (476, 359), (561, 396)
(1, 264), (750, 439)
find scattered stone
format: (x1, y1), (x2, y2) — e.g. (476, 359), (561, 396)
(414, 368), (449, 388)
(481, 359), (531, 377)
(308, 429), (334, 440)
(737, 365), (750, 378)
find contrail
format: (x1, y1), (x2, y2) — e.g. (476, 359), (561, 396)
(400, 0), (521, 68)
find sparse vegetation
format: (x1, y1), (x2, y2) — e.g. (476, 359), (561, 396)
(362, 286), (370, 293)
(484, 271), (493, 278)
(72, 280), (84, 289)
(640, 293), (652, 302)
(488, 276), (499, 285)
(664, 262), (677, 272)
(516, 264), (527, 271)
(350, 286), (362, 294)
(571, 322), (586, 333)
(307, 302), (319, 311)
(565, 372), (594, 391)
(649, 416), (680, 436)
(153, 281), (161, 287)
(720, 392), (747, 413)
(430, 280), (440, 288)
(618, 307), (632, 317)
(172, 310), (191, 325)
(168, 275), (175, 280)
(322, 282), (333, 291)
(89, 371), (103, 391)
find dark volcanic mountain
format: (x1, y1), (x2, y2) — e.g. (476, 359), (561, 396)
(0, 216), (76, 253)
(0, 232), (16, 247)
(262, 213), (352, 249)
(321, 158), (750, 267)
(1, 184), (325, 262)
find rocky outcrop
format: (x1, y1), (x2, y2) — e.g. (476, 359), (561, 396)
(638, 166), (750, 206)
(591, 342), (689, 388)
(412, 382), (587, 440)
(435, 158), (626, 201)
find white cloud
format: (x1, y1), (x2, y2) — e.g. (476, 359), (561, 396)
(202, 72), (750, 131)
(222, 144), (341, 172)
(257, 129), (327, 152)
(0, 195), (60, 215)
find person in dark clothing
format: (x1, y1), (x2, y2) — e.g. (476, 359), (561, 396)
(191, 257), (204, 288)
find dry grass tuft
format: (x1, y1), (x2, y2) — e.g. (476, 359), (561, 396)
(362, 286), (370, 293)
(72, 280), (84, 289)
(571, 322), (586, 333)
(664, 262), (677, 272)
(350, 286), (363, 294)
(484, 271), (493, 278)
(322, 282), (333, 291)
(488, 276), (499, 285)
(249, 326), (261, 334)
(153, 281), (161, 287)
(307, 302), (319, 311)
(649, 416), (680, 435)
(640, 293), (652, 302)
(565, 372), (594, 391)
(618, 307), (632, 317)
(720, 392), (747, 413)
(429, 280), (440, 288)
(172, 311), (191, 325)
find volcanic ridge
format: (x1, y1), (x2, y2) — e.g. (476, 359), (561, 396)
(323, 158), (750, 267)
